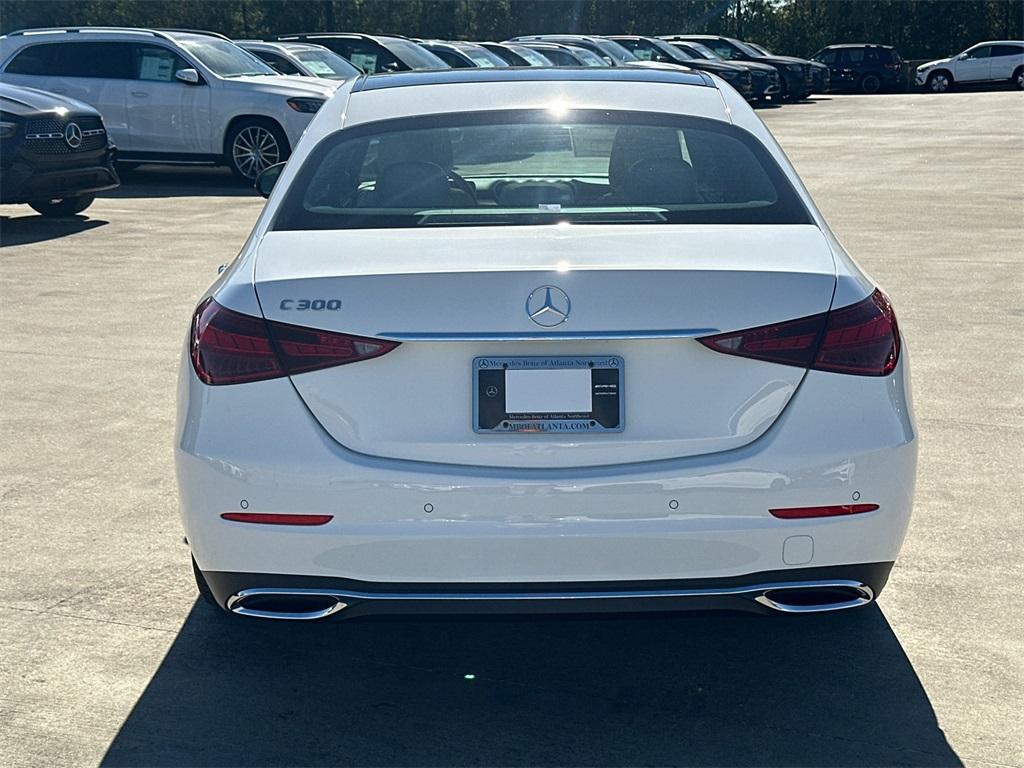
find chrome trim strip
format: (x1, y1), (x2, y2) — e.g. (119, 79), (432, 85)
(226, 580), (874, 620)
(26, 129), (104, 140)
(377, 328), (719, 342)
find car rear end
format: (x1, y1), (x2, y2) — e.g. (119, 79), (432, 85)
(177, 72), (916, 620)
(879, 47), (905, 89)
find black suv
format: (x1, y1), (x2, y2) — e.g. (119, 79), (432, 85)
(0, 82), (118, 216)
(661, 35), (814, 100)
(274, 33), (447, 73)
(608, 36), (755, 100)
(811, 44), (904, 93)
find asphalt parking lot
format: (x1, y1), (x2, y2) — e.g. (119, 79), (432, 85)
(1, 91), (1022, 767)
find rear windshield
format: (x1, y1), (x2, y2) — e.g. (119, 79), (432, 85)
(272, 109), (811, 230)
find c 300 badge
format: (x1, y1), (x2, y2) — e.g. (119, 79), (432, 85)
(279, 299), (342, 310)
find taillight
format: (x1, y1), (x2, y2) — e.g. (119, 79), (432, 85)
(815, 289), (900, 375)
(698, 289), (900, 376)
(190, 298), (399, 385)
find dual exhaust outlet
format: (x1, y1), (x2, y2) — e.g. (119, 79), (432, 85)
(225, 580), (875, 621)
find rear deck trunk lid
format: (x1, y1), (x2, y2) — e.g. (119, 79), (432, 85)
(254, 224), (836, 468)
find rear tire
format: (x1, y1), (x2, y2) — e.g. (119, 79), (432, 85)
(225, 118), (289, 182)
(1013, 66), (1024, 90)
(860, 73), (882, 94)
(28, 194), (95, 217)
(926, 70), (953, 93)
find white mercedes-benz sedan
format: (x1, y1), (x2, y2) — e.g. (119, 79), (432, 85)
(177, 68), (916, 621)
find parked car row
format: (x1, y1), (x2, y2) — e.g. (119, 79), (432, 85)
(2, 25), (1021, 217)
(810, 40), (1024, 94)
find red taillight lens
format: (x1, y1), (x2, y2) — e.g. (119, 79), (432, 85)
(814, 289), (900, 376)
(191, 298), (281, 385)
(696, 312), (825, 368)
(190, 298), (399, 385)
(697, 289), (900, 377)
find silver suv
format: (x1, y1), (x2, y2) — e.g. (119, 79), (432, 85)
(0, 27), (341, 179)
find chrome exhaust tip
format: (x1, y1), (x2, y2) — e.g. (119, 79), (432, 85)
(754, 581), (874, 613)
(227, 589), (347, 620)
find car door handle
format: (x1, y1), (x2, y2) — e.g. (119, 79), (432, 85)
(50, 87), (67, 94)
(131, 91), (149, 98)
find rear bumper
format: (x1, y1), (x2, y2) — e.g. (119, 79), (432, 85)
(205, 562), (893, 619)
(177, 340), (917, 593)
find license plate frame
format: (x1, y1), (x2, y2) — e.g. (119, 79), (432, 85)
(473, 356), (624, 434)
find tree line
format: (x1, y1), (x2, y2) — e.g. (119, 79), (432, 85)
(2, 0), (1021, 59)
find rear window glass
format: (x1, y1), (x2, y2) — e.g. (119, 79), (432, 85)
(272, 109), (811, 231)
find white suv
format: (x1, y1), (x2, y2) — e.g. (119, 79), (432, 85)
(0, 27), (342, 179)
(915, 40), (1024, 92)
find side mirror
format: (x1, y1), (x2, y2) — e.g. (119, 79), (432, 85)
(255, 162), (285, 198)
(175, 68), (201, 85)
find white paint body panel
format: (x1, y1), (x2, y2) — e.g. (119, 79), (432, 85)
(176, 73), (917, 594)
(254, 225), (837, 467)
(177, 350), (916, 582)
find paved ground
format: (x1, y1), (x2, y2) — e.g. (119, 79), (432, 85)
(1, 92), (1022, 768)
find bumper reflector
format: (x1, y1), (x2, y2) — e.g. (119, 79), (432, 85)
(221, 513), (334, 526)
(769, 504), (878, 519)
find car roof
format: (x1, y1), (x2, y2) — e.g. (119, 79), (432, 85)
(349, 66), (710, 92)
(515, 34), (604, 42)
(821, 43), (896, 50)
(276, 32), (410, 43)
(1, 26), (222, 43)
(238, 40), (326, 52)
(519, 41), (586, 51)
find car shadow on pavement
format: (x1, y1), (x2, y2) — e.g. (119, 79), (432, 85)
(0, 214), (108, 247)
(101, 601), (961, 767)
(103, 165), (257, 198)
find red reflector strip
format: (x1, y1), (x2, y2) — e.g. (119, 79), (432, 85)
(769, 504), (879, 519)
(220, 513), (333, 526)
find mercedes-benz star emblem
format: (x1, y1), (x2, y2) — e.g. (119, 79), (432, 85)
(64, 122), (83, 149)
(526, 285), (571, 327)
